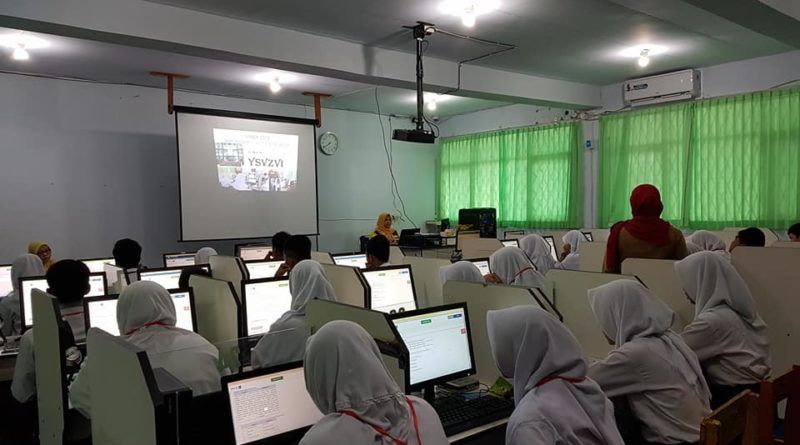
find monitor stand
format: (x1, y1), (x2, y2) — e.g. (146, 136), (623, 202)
(422, 384), (437, 403)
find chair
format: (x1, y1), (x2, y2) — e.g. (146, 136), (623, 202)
(700, 390), (759, 445)
(759, 366), (800, 445)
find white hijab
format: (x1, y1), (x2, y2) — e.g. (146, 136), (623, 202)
(562, 230), (585, 254)
(0, 254), (45, 335)
(439, 261), (484, 284)
(286, 260), (336, 316)
(687, 231), (726, 253)
(303, 320), (446, 444)
(588, 280), (710, 401)
(117, 281), (177, 335)
(194, 247), (218, 265)
(489, 247), (546, 288)
(519, 235), (557, 274)
(487, 306), (623, 444)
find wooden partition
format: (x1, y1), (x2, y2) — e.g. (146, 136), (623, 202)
(401, 256), (451, 308)
(188, 275), (241, 345)
(311, 251), (334, 264)
(320, 264), (367, 308)
(32, 290), (66, 445)
(461, 238), (503, 260)
(579, 242), (607, 273)
(545, 269), (639, 359)
(732, 247), (800, 374)
(621, 258), (694, 330)
(208, 256), (245, 301)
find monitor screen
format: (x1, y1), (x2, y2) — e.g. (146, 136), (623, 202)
(104, 263), (123, 287)
(469, 259), (490, 276)
(361, 266), (417, 314)
(238, 245), (272, 261)
(81, 258), (115, 274)
(543, 236), (559, 262)
(501, 239), (519, 248)
(244, 260), (283, 280)
(0, 264), (12, 298)
(242, 279), (292, 336)
(88, 273), (107, 297)
(582, 232), (594, 242)
(85, 290), (195, 335)
(226, 365), (323, 445)
(138, 268), (183, 290)
(165, 253), (196, 268)
(390, 305), (474, 387)
(20, 275), (107, 328)
(332, 254), (367, 269)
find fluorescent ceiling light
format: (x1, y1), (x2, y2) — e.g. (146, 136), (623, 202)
(0, 33), (50, 50)
(440, 0), (500, 27)
(12, 45), (29, 61)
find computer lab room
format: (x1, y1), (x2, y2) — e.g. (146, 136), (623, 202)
(1, 1), (800, 444)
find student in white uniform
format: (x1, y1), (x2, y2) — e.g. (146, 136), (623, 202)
(70, 281), (221, 418)
(558, 230), (585, 271)
(251, 260), (336, 369)
(12, 260), (90, 403)
(487, 246), (546, 289)
(194, 247), (217, 264)
(486, 306), (624, 445)
(675, 251), (771, 408)
(300, 320), (448, 445)
(365, 234), (391, 269)
(0, 254), (45, 336)
(518, 234), (557, 274)
(438, 261), (485, 284)
(587, 280), (710, 445)
(686, 231), (729, 260)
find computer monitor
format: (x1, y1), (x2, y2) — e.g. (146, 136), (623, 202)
(388, 303), (476, 390)
(0, 264), (12, 298)
(236, 244), (272, 261)
(138, 266), (209, 290)
(163, 252), (196, 268)
(543, 235), (559, 262)
(361, 265), (417, 314)
(582, 231), (594, 242)
(80, 257), (115, 274)
(20, 273), (108, 329)
(223, 362), (323, 445)
(501, 239), (520, 248)
(244, 260), (283, 280)
(467, 258), (490, 276)
(88, 272), (109, 297)
(83, 289), (197, 335)
(241, 278), (293, 337)
(331, 253), (368, 269)
(504, 230), (525, 239)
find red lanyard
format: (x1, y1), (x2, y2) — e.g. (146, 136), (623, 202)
(62, 310), (84, 318)
(339, 397), (422, 445)
(511, 266), (533, 283)
(125, 321), (170, 336)
(535, 375), (586, 388)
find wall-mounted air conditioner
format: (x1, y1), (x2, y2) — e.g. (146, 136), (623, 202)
(623, 69), (701, 107)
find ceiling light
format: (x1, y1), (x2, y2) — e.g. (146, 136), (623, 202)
(440, 0), (499, 28)
(427, 100), (438, 111)
(254, 71), (296, 84)
(12, 45), (29, 61)
(0, 33), (49, 61)
(638, 49), (650, 67)
(620, 44), (667, 59)
(269, 81), (282, 93)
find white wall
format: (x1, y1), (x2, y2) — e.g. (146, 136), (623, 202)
(0, 73), (437, 265)
(438, 104), (572, 138)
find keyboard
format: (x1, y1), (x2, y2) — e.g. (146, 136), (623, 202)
(432, 394), (514, 436)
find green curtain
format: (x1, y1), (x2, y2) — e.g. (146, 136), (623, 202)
(438, 121), (582, 228)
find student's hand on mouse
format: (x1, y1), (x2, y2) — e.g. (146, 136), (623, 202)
(484, 273), (503, 284)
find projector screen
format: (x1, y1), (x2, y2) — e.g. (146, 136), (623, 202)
(175, 107), (318, 241)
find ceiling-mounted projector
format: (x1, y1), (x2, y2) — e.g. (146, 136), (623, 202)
(392, 128), (436, 143)
(392, 22), (437, 144)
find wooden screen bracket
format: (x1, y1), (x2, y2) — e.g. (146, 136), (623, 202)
(150, 71), (191, 114)
(302, 92), (332, 127)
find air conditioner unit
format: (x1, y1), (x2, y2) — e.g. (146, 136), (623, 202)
(623, 69), (701, 107)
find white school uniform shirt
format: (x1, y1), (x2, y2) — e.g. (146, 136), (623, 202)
(69, 281), (221, 418)
(487, 306), (624, 445)
(251, 260), (336, 369)
(300, 320), (448, 445)
(11, 301), (86, 403)
(557, 230), (584, 271)
(519, 234), (557, 275)
(675, 252), (771, 387)
(687, 231), (731, 261)
(0, 254), (45, 336)
(587, 280), (711, 445)
(194, 247), (217, 264)
(439, 261), (485, 284)
(489, 247), (546, 289)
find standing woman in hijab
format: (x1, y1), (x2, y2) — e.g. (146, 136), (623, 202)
(487, 246), (546, 289)
(28, 241), (54, 271)
(675, 252), (771, 408)
(519, 234), (557, 274)
(603, 184), (689, 273)
(300, 320), (448, 445)
(0, 254), (45, 336)
(587, 280), (710, 445)
(487, 306), (624, 444)
(439, 261), (485, 284)
(371, 213), (399, 245)
(558, 230), (585, 271)
(251, 260), (337, 369)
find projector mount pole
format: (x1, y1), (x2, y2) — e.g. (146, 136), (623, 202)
(412, 23), (430, 132)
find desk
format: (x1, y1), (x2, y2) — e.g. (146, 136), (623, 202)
(0, 351), (17, 381)
(400, 246), (454, 260)
(450, 418), (508, 444)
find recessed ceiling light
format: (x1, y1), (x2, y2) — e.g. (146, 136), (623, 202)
(440, 0), (500, 28)
(620, 44), (667, 59)
(0, 33), (50, 61)
(255, 71), (296, 94)
(637, 49), (650, 67)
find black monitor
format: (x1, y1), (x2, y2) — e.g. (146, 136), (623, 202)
(235, 244), (272, 261)
(241, 277), (292, 337)
(138, 266), (209, 290)
(83, 288), (197, 335)
(458, 208), (497, 238)
(542, 235), (559, 262)
(20, 273), (107, 330)
(361, 265), (417, 314)
(0, 263), (11, 300)
(243, 260), (283, 280)
(582, 231), (594, 242)
(163, 252), (197, 268)
(500, 239), (520, 248)
(331, 253), (368, 269)
(467, 257), (491, 276)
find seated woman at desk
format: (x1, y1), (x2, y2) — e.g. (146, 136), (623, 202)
(371, 212), (399, 245)
(519, 234), (557, 275)
(685, 230), (729, 260)
(28, 241), (55, 271)
(300, 320), (448, 445)
(587, 280), (710, 445)
(251, 260), (337, 369)
(0, 254), (45, 336)
(70, 281), (221, 418)
(439, 261), (485, 284)
(557, 230), (585, 271)
(487, 306), (623, 445)
(675, 252), (771, 408)
(486, 247), (546, 289)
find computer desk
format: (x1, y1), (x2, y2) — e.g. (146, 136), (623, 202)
(449, 418), (508, 443)
(0, 348), (17, 381)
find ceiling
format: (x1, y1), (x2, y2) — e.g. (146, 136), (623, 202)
(143, 0), (800, 85)
(0, 27), (510, 117)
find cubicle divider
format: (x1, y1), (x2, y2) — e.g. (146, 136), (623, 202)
(732, 247), (800, 374)
(209, 256), (246, 301)
(771, 241), (800, 248)
(306, 299), (406, 390)
(32, 290), (67, 445)
(461, 238), (503, 260)
(579, 242), (607, 273)
(389, 246), (404, 265)
(401, 256), (451, 308)
(311, 251), (334, 264)
(545, 269), (639, 359)
(189, 275), (242, 371)
(320, 264), (368, 308)
(621, 258), (694, 330)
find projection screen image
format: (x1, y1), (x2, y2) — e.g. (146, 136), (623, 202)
(214, 129), (299, 192)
